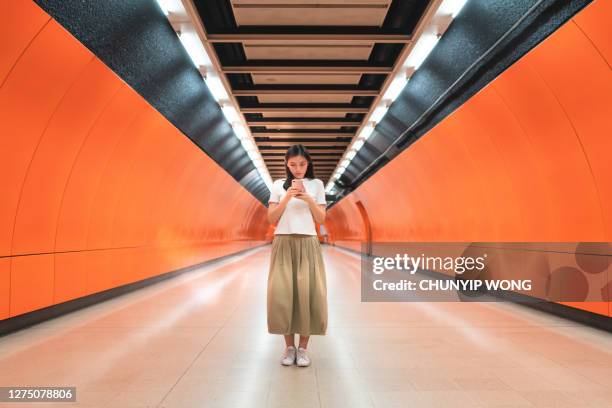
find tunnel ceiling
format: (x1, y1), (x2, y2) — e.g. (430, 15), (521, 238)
(191, 0), (432, 187)
(34, 0), (592, 208)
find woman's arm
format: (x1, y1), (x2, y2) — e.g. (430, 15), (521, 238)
(268, 188), (299, 224)
(301, 194), (326, 224)
(268, 198), (288, 224)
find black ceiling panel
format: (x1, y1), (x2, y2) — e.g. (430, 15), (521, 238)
(192, 0), (238, 31)
(384, 0), (433, 33)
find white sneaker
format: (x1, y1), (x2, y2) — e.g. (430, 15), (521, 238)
(296, 347), (311, 367)
(280, 346), (296, 366)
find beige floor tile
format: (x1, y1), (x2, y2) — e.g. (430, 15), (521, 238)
(518, 390), (593, 407)
(463, 390), (534, 407)
(371, 390), (478, 408)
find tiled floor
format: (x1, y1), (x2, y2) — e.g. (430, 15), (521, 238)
(0, 245), (611, 407)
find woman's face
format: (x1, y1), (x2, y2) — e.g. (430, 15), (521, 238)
(286, 155), (308, 179)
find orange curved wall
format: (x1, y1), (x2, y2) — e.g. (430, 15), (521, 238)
(326, 0), (612, 316)
(0, 2), (269, 320)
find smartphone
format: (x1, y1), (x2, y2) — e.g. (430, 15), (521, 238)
(292, 178), (305, 192)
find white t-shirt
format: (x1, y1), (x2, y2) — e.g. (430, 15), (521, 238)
(268, 178), (327, 235)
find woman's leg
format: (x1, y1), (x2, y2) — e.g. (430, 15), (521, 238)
(284, 334), (295, 347)
(296, 335), (311, 366)
(298, 335), (309, 349)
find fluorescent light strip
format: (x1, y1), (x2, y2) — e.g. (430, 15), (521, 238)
(345, 149), (357, 160)
(370, 105), (388, 123)
(352, 138), (365, 151)
(403, 32), (439, 70)
(438, 0), (469, 18)
(221, 105), (240, 124)
(156, 0), (182, 15)
(382, 75), (409, 102)
(233, 124), (249, 141)
(327, 1), (469, 192)
(158, 0), (272, 192)
(204, 75), (230, 103)
(359, 124), (375, 140)
(178, 31), (210, 68)
(241, 138), (256, 152)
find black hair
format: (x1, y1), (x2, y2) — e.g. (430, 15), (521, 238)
(281, 144), (317, 190)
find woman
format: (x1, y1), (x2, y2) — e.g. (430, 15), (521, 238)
(267, 144), (328, 367)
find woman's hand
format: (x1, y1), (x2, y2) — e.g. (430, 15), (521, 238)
(294, 189), (314, 204)
(296, 192), (327, 224)
(282, 186), (303, 202)
(295, 190), (325, 223)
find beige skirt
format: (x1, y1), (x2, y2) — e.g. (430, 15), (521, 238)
(267, 234), (328, 336)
